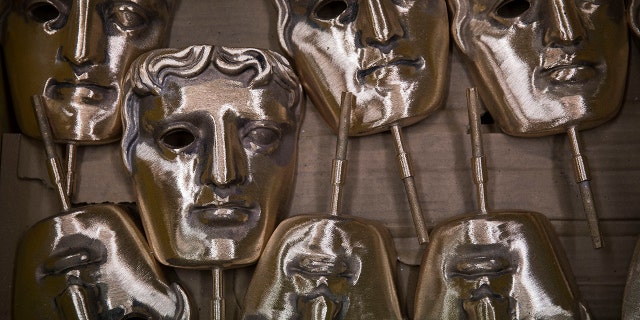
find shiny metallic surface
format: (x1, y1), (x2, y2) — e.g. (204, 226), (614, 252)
(273, 0), (449, 135)
(242, 214), (403, 319)
(447, 0), (628, 137)
(121, 45), (304, 268)
(13, 205), (192, 319)
(622, 238), (640, 320)
(631, 0), (640, 39)
(3, 0), (176, 143)
(414, 212), (591, 319)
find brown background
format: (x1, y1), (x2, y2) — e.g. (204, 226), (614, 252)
(1, 0), (639, 319)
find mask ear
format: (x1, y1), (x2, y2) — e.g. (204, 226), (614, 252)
(630, 0), (640, 38)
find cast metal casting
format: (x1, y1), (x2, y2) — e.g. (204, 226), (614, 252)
(273, 0), (450, 244)
(121, 45), (304, 320)
(413, 89), (591, 319)
(446, 0), (629, 248)
(242, 93), (403, 320)
(12, 96), (191, 320)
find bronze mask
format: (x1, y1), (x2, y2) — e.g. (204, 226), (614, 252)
(3, 0), (175, 143)
(13, 205), (192, 319)
(414, 212), (590, 319)
(122, 45), (304, 268)
(273, 0), (449, 135)
(242, 214), (403, 320)
(447, 0), (628, 136)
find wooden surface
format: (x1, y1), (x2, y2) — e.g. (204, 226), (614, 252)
(1, 0), (639, 319)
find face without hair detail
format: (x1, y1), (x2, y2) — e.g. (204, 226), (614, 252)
(122, 45), (303, 268)
(274, 0), (449, 135)
(448, 0), (628, 136)
(3, 0), (174, 143)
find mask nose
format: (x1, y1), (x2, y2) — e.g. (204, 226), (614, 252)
(543, 0), (587, 47)
(61, 0), (105, 67)
(200, 127), (247, 188)
(355, 0), (404, 50)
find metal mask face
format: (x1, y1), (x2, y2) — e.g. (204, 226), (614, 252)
(274, 0), (449, 135)
(448, 0), (628, 136)
(242, 215), (403, 320)
(3, 0), (174, 143)
(414, 212), (589, 319)
(13, 205), (191, 320)
(122, 46), (303, 268)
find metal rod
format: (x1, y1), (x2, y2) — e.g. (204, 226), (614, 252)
(390, 125), (429, 244)
(65, 144), (78, 199)
(466, 88), (489, 214)
(567, 126), (603, 249)
(211, 266), (225, 320)
(31, 95), (71, 212)
(55, 284), (95, 320)
(329, 92), (353, 216)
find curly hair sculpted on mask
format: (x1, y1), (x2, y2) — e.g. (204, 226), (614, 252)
(120, 44), (304, 173)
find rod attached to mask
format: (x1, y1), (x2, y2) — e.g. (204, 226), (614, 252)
(466, 88), (489, 215)
(32, 95), (71, 212)
(329, 92), (354, 216)
(567, 126), (602, 249)
(32, 94), (97, 319)
(211, 266), (225, 320)
(391, 125), (429, 243)
(65, 144), (78, 199)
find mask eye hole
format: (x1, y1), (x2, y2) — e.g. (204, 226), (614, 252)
(160, 128), (196, 150)
(28, 2), (59, 23)
(315, 0), (348, 20)
(495, 0), (530, 18)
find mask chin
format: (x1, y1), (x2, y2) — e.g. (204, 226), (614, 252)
(462, 295), (511, 320)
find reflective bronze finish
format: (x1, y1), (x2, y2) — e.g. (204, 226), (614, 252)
(413, 212), (591, 319)
(413, 88), (590, 319)
(243, 91), (402, 319)
(13, 205), (192, 320)
(3, 0), (176, 143)
(631, 0), (640, 39)
(447, 0), (628, 136)
(273, 0), (449, 135)
(242, 215), (403, 320)
(622, 238), (640, 319)
(122, 45), (304, 268)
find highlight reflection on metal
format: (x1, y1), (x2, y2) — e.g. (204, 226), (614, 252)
(447, 0), (628, 136)
(242, 215), (403, 320)
(622, 238), (640, 319)
(446, 0), (628, 248)
(243, 92), (402, 319)
(121, 45), (304, 268)
(3, 0), (176, 144)
(13, 205), (192, 320)
(413, 212), (591, 319)
(413, 88), (591, 319)
(274, 0), (442, 243)
(630, 0), (640, 39)
(273, 0), (449, 135)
